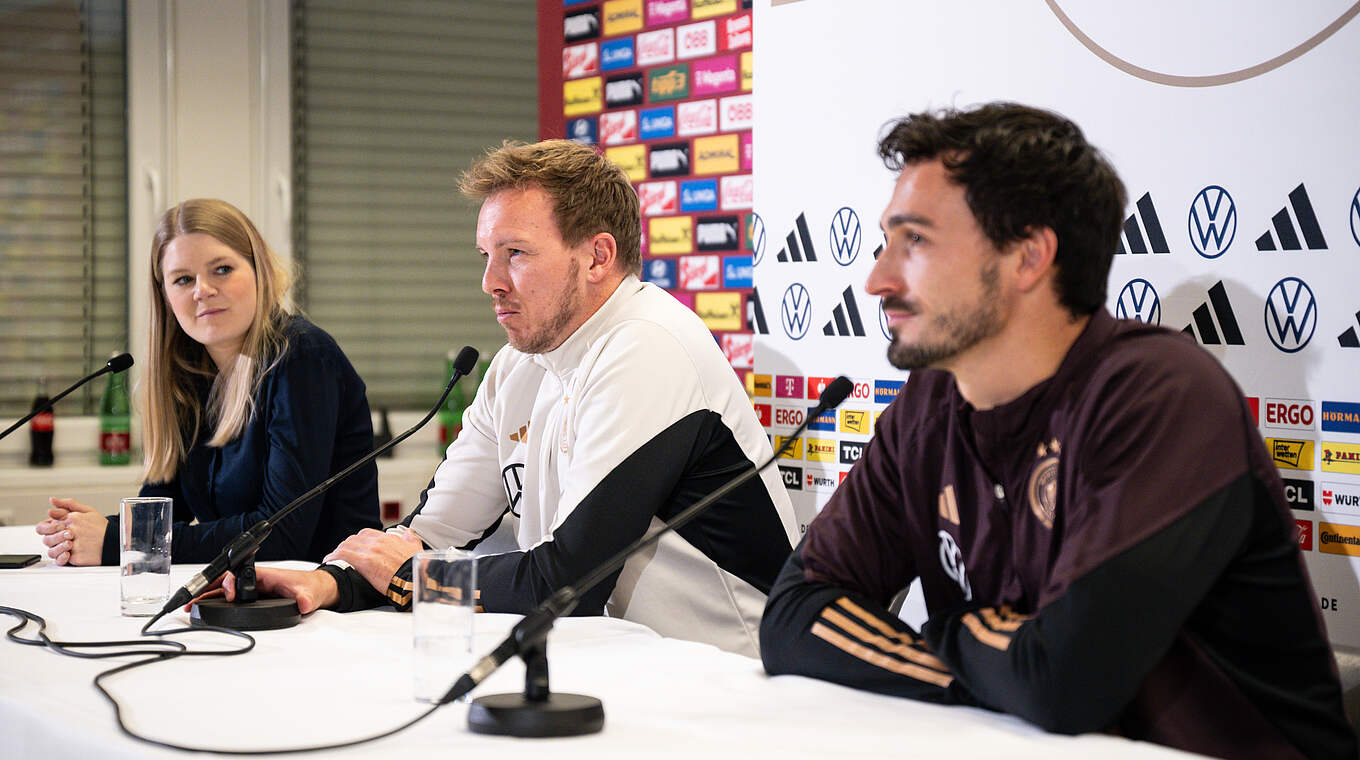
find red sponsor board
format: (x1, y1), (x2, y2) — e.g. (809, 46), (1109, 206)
(754, 403), (772, 427)
(719, 94), (752, 131)
(839, 471), (849, 483)
(676, 19), (716, 59)
(599, 109), (638, 145)
(677, 99), (718, 136)
(636, 28), (675, 65)
(722, 332), (753, 368)
(637, 181), (678, 216)
(1296, 519), (1313, 551)
(721, 12), (751, 50)
(806, 376), (836, 400)
(720, 174), (752, 210)
(679, 254), (720, 289)
(1264, 398), (1314, 429)
(1246, 396), (1259, 425)
(563, 42), (599, 77)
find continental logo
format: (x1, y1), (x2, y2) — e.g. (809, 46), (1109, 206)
(602, 0), (643, 36)
(1321, 442), (1360, 475)
(691, 0), (737, 19)
(563, 77), (602, 116)
(806, 438), (836, 462)
(693, 134), (739, 175)
(648, 215), (692, 255)
(840, 409), (871, 435)
(648, 64), (690, 102)
(605, 144), (646, 182)
(752, 374), (772, 397)
(775, 435), (804, 460)
(1319, 522), (1360, 557)
(1267, 437), (1314, 471)
(694, 291), (742, 331)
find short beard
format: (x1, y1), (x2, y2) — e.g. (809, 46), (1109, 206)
(507, 259), (581, 354)
(886, 261), (1002, 370)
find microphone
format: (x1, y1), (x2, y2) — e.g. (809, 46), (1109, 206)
(0, 353), (134, 441)
(149, 346), (481, 630)
(450, 376), (855, 736)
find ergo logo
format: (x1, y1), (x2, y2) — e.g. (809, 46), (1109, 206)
(1265, 398), (1314, 429)
(773, 407), (804, 426)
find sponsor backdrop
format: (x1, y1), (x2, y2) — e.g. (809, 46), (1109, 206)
(752, 0), (1360, 644)
(548, 0), (758, 378)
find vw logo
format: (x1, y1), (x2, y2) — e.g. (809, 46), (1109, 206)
(750, 212), (766, 265)
(1187, 185), (1236, 259)
(1116, 278), (1160, 325)
(780, 283), (811, 340)
(829, 206), (861, 266)
(877, 299), (892, 340)
(1264, 276), (1317, 353)
(1350, 185), (1360, 249)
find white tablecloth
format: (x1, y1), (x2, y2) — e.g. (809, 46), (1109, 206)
(0, 526), (1197, 759)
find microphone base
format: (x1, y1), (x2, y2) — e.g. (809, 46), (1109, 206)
(467, 692), (604, 737)
(190, 597), (300, 631)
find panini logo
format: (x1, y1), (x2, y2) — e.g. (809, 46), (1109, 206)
(1267, 438), (1314, 471)
(1182, 280), (1244, 346)
(604, 144), (646, 182)
(696, 216), (739, 251)
(775, 435), (804, 460)
(648, 215), (692, 255)
(1115, 192), (1169, 255)
(1264, 277), (1317, 353)
(1283, 477), (1314, 510)
(564, 9), (600, 42)
(648, 142), (689, 178)
(776, 213), (817, 262)
(604, 73), (644, 108)
(822, 286), (865, 337)
(840, 410), (871, 435)
(874, 380), (904, 404)
(1321, 402), (1360, 434)
(648, 65), (690, 102)
(563, 77), (602, 116)
(1188, 185), (1236, 258)
(839, 440), (865, 464)
(778, 465), (803, 491)
(1318, 522), (1360, 556)
(1321, 442), (1360, 474)
(752, 374), (772, 397)
(1256, 183), (1328, 251)
(806, 438), (836, 462)
(693, 134), (738, 174)
(1116, 278), (1160, 325)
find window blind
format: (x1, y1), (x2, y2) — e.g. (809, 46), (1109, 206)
(0, 0), (127, 415)
(291, 0), (537, 408)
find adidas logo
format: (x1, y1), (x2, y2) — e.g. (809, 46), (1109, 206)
(1182, 280), (1245, 345)
(747, 287), (769, 334)
(822, 286), (865, 336)
(1255, 183), (1327, 251)
(1339, 308), (1360, 348)
(775, 213), (817, 262)
(508, 422), (530, 443)
(1115, 192), (1169, 254)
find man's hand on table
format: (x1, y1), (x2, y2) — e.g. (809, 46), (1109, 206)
(185, 567), (340, 615)
(323, 527), (423, 594)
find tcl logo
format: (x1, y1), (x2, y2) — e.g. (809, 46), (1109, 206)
(1296, 520), (1313, 551)
(1265, 398), (1314, 430)
(774, 407), (804, 426)
(778, 465), (803, 490)
(839, 440), (865, 465)
(849, 381), (872, 401)
(1282, 477), (1313, 510)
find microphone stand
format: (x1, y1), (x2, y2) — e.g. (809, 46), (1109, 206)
(146, 346), (481, 632)
(0, 353), (134, 441)
(450, 377), (855, 738)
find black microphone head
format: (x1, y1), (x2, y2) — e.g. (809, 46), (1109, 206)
(820, 376), (854, 409)
(452, 346), (479, 377)
(106, 353), (134, 373)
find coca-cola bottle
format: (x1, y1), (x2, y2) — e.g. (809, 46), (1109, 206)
(29, 377), (54, 467)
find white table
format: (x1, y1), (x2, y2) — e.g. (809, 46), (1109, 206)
(0, 526), (1197, 759)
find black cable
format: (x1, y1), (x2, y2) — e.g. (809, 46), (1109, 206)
(0, 604), (447, 754)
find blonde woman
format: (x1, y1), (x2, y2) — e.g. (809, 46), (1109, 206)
(36, 199), (380, 565)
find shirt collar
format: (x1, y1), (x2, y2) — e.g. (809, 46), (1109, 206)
(530, 274), (643, 377)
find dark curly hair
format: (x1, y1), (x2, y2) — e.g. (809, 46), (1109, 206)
(877, 102), (1126, 316)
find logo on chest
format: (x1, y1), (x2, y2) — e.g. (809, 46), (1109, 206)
(1028, 438), (1061, 530)
(937, 530), (972, 601)
(502, 463), (525, 517)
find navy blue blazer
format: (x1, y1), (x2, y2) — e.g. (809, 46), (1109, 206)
(101, 317), (380, 564)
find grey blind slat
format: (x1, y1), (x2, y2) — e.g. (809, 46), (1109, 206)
(0, 0), (128, 415)
(293, 0), (536, 408)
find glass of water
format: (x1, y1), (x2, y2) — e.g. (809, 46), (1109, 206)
(412, 548), (477, 703)
(119, 497), (172, 616)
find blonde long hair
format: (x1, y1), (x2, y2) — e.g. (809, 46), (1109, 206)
(142, 199), (294, 484)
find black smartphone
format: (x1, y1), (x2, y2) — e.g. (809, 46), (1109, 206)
(0, 554), (41, 569)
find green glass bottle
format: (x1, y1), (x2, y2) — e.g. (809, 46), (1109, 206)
(99, 360), (131, 465)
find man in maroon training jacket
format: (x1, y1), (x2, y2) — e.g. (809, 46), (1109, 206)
(758, 102), (1356, 760)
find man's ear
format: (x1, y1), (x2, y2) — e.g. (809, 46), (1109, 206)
(585, 232), (618, 283)
(1011, 226), (1058, 293)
